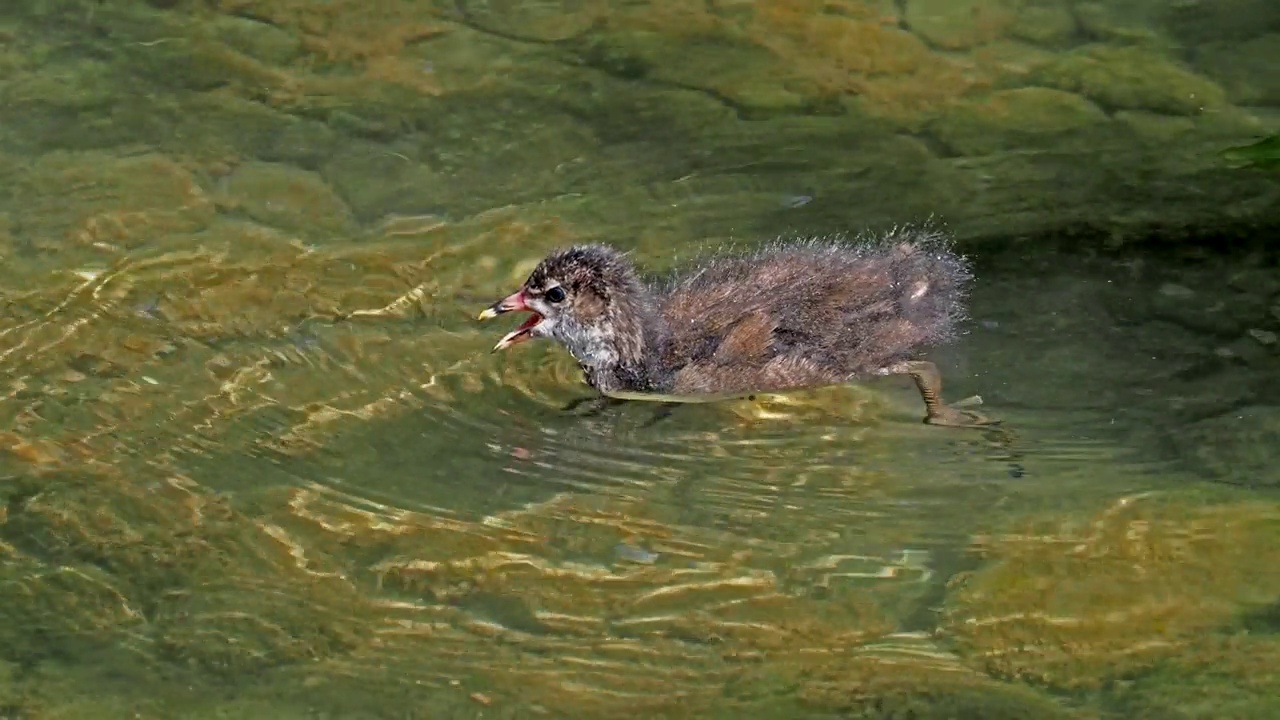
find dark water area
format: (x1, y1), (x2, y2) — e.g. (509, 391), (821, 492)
(0, 1), (1279, 719)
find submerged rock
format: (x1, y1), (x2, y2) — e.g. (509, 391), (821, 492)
(1173, 406), (1280, 487)
(1195, 34), (1280, 106)
(905, 0), (1021, 50)
(942, 495), (1280, 689)
(11, 150), (216, 254)
(220, 161), (355, 238)
(1101, 633), (1280, 719)
(1009, 0), (1079, 47)
(1073, 1), (1166, 44)
(738, 650), (1082, 719)
(1033, 44), (1229, 115)
(931, 87), (1108, 155)
(206, 13), (303, 66)
(0, 465), (368, 677)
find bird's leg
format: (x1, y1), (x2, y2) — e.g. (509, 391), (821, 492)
(639, 402), (681, 428)
(880, 360), (997, 428)
(562, 395), (678, 426)
(561, 395), (626, 417)
(561, 395), (600, 413)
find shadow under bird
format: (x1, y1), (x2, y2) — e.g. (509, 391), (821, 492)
(478, 228), (993, 427)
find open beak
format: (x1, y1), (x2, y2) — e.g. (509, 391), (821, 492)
(477, 290), (543, 352)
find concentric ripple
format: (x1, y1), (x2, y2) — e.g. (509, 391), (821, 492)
(0, 219), (1208, 717)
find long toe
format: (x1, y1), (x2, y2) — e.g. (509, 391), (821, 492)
(925, 405), (1000, 428)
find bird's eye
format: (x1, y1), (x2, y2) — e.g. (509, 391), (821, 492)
(545, 286), (567, 303)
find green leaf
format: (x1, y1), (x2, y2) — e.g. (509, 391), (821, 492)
(1222, 135), (1280, 170)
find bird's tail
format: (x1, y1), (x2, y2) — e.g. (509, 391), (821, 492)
(885, 228), (973, 344)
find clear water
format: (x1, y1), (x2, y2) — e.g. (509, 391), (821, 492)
(1, 1), (1278, 718)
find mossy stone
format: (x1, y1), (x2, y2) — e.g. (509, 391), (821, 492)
(930, 87), (1108, 155)
(1033, 44), (1228, 115)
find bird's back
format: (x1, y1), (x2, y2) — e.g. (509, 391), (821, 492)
(656, 229), (971, 395)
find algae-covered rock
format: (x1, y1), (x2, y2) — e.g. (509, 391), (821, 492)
(570, 19), (819, 117)
(207, 13), (304, 65)
(456, 0), (602, 43)
(756, 11), (974, 123)
(1196, 34), (1280, 107)
(0, 463), (370, 678)
(1170, 406), (1280, 488)
(0, 559), (146, 666)
(1102, 634), (1280, 720)
(1072, 1), (1166, 44)
(1114, 110), (1198, 146)
(152, 580), (361, 677)
(596, 30), (814, 117)
(971, 40), (1058, 80)
(904, 0), (1020, 50)
(942, 495), (1280, 690)
(256, 117), (339, 168)
(930, 87), (1108, 155)
(2, 57), (121, 111)
(727, 641), (1082, 720)
(320, 139), (453, 223)
(11, 150), (216, 254)
(153, 91), (298, 164)
(1034, 44), (1228, 115)
(587, 5), (981, 124)
(806, 675), (1079, 719)
(1008, 0), (1078, 47)
(1164, 0), (1280, 45)
(219, 160), (355, 237)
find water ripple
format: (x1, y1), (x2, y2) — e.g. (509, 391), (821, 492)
(0, 231), (1231, 717)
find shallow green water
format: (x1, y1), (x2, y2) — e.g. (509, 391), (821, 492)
(1, 1), (1279, 719)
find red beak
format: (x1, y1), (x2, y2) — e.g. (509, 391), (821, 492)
(477, 290), (528, 319)
(477, 290), (544, 352)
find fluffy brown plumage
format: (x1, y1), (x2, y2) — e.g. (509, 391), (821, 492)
(478, 227), (992, 426)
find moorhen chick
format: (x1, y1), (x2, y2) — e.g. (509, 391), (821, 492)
(478, 228), (992, 427)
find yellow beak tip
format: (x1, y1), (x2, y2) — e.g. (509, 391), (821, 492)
(477, 308), (498, 321)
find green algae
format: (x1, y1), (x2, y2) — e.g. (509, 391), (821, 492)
(941, 493), (1280, 697)
(1223, 135), (1280, 170)
(1033, 44), (1228, 116)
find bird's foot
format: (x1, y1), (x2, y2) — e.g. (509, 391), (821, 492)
(924, 403), (999, 429)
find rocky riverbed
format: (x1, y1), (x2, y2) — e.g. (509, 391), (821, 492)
(1, 1), (1278, 718)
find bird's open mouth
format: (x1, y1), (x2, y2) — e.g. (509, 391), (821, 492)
(477, 290), (542, 352)
(494, 311), (543, 351)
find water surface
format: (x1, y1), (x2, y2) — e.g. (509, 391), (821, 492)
(1, 2), (1279, 719)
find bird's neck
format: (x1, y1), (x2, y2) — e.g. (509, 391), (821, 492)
(575, 292), (672, 394)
